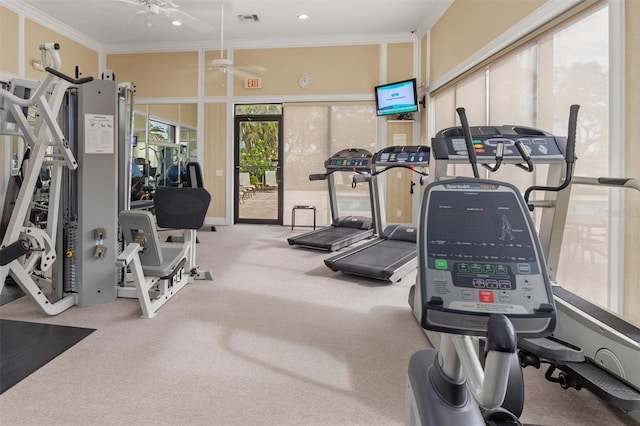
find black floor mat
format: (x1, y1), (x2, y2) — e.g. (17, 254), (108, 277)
(0, 319), (95, 394)
(0, 281), (24, 306)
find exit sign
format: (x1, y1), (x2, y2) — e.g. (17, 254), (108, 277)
(244, 78), (262, 89)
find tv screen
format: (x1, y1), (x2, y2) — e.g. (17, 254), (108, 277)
(375, 78), (418, 116)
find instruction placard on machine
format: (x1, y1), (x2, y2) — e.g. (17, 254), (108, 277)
(85, 114), (114, 154)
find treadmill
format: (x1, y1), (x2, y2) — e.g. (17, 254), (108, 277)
(287, 148), (377, 252)
(324, 145), (430, 282)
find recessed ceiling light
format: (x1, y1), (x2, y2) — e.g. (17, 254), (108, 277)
(172, 20), (182, 26)
(298, 14), (309, 20)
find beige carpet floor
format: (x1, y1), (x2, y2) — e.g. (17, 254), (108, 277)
(0, 224), (636, 425)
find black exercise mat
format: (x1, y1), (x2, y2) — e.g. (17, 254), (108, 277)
(0, 319), (95, 394)
(0, 281), (24, 306)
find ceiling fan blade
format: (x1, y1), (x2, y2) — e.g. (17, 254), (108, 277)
(211, 58), (233, 67)
(232, 68), (259, 80)
(235, 64), (268, 75)
(107, 0), (143, 5)
(171, 9), (214, 34)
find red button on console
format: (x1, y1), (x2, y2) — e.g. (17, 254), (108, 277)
(479, 291), (494, 303)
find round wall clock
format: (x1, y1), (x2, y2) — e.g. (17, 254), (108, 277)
(299, 75), (312, 89)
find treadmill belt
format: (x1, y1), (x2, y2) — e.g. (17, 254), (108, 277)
(0, 319), (95, 394)
(289, 226), (373, 251)
(327, 239), (416, 280)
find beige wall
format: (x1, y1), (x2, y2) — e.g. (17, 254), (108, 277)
(203, 103), (227, 218)
(420, 34), (428, 145)
(149, 104), (180, 123)
(0, 7), (99, 79)
(387, 42), (414, 83)
(180, 103), (197, 128)
(203, 50), (228, 97)
(385, 42), (415, 224)
(429, 0), (545, 83)
(107, 52), (198, 98)
(232, 45), (381, 96)
(24, 19), (98, 81)
(385, 121), (415, 224)
(108, 45), (382, 99)
(144, 103), (197, 131)
(145, 103), (198, 129)
(0, 5), (19, 75)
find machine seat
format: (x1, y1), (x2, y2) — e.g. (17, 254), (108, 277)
(144, 246), (187, 278)
(119, 209), (188, 277)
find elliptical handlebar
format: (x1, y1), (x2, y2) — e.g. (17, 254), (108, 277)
(524, 104), (580, 208)
(456, 107), (480, 178)
(565, 104), (580, 164)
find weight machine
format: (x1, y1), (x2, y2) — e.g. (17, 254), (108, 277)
(1, 43), (94, 313)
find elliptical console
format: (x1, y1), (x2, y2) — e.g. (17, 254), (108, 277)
(419, 178), (556, 337)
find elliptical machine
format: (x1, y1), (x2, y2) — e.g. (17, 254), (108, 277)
(405, 108), (562, 425)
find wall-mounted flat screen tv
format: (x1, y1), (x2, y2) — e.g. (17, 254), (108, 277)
(374, 78), (418, 116)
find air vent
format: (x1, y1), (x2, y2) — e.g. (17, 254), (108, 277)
(238, 14), (259, 22)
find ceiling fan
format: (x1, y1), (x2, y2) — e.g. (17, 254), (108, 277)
(110, 0), (213, 34)
(208, 0), (266, 80)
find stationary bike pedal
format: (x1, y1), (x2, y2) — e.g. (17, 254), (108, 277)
(562, 360), (640, 412)
(482, 407), (518, 424)
(483, 407), (544, 425)
(519, 336), (585, 363)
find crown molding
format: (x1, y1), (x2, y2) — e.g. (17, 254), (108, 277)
(103, 32), (418, 54)
(414, 0), (453, 38)
(0, 0), (103, 52)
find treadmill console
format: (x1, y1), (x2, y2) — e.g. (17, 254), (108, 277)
(418, 179), (555, 337)
(325, 148), (373, 172)
(374, 145), (430, 166)
(431, 125), (566, 164)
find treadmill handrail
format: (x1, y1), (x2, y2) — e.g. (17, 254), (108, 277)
(352, 164), (429, 194)
(571, 176), (640, 192)
(309, 168), (369, 181)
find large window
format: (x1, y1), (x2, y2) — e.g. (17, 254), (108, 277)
(283, 103), (377, 226)
(431, 4), (611, 312)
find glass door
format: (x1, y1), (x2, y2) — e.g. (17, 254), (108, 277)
(234, 108), (283, 224)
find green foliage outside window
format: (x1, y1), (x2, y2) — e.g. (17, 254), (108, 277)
(239, 121), (278, 182)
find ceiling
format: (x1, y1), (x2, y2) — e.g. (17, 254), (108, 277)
(10, 0), (453, 50)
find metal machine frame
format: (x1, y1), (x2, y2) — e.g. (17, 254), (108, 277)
(1, 43), (86, 314)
